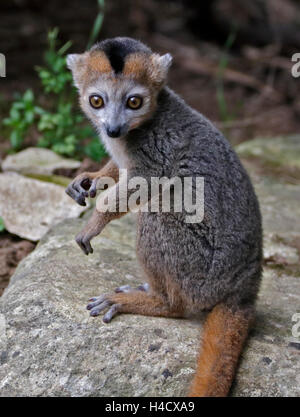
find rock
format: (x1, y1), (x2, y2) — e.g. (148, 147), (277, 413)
(1, 147), (80, 176)
(25, 173), (71, 188)
(236, 135), (300, 182)
(0, 216), (201, 397)
(0, 172), (88, 241)
(236, 135), (300, 172)
(0, 137), (300, 396)
(232, 268), (300, 397)
(0, 183), (300, 396)
(256, 181), (300, 238)
(263, 234), (299, 266)
(238, 137), (300, 266)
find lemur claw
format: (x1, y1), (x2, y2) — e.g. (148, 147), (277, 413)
(75, 232), (94, 255)
(86, 293), (121, 322)
(65, 174), (98, 206)
(114, 283), (149, 293)
(87, 284), (150, 322)
(75, 210), (105, 255)
(114, 284), (132, 293)
(136, 283), (150, 292)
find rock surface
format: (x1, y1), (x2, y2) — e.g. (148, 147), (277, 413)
(236, 135), (300, 182)
(1, 147), (80, 176)
(236, 135), (300, 172)
(0, 215), (201, 397)
(0, 172), (88, 241)
(0, 140), (300, 396)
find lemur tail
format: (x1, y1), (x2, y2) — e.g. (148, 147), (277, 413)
(189, 302), (254, 397)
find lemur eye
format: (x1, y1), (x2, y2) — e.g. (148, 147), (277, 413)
(127, 96), (143, 110)
(89, 95), (104, 109)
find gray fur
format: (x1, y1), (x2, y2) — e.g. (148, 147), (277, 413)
(125, 87), (262, 312)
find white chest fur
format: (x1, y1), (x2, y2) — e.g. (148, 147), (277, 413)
(100, 135), (131, 169)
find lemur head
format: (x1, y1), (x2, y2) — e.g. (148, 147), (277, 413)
(67, 37), (172, 139)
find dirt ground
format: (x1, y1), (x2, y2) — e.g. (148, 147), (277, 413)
(0, 234), (35, 296)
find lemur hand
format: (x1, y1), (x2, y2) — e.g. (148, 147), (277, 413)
(75, 209), (106, 255)
(65, 172), (99, 206)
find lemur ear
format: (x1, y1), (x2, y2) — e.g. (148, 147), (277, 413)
(149, 53), (173, 86)
(66, 53), (85, 88)
(158, 53), (173, 70)
(66, 54), (81, 70)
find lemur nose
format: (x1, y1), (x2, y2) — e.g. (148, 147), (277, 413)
(106, 126), (121, 138)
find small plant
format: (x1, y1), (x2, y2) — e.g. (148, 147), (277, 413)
(87, 0), (105, 49)
(3, 25), (106, 161)
(216, 29), (238, 124)
(37, 27), (73, 95)
(3, 89), (44, 149)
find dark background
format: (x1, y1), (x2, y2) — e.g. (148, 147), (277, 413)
(1, 0), (300, 147)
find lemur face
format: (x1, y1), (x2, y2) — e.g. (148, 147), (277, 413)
(67, 37), (172, 139)
(80, 74), (153, 139)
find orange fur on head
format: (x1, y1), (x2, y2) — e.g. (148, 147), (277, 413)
(123, 52), (168, 88)
(123, 53), (148, 81)
(87, 51), (113, 74)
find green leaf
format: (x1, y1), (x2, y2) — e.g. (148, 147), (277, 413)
(10, 107), (20, 121)
(25, 111), (35, 124)
(10, 130), (23, 149)
(23, 89), (34, 104)
(2, 117), (10, 126)
(52, 142), (75, 156)
(12, 102), (25, 110)
(65, 134), (77, 145)
(37, 136), (50, 148)
(84, 136), (107, 161)
(87, 13), (104, 49)
(57, 40), (73, 56)
(0, 217), (5, 232)
(34, 106), (46, 115)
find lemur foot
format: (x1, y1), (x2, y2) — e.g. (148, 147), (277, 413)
(87, 293), (117, 321)
(86, 283), (150, 322)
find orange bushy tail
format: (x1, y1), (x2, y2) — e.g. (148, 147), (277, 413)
(189, 302), (254, 397)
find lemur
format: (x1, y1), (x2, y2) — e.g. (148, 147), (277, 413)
(65, 37), (262, 397)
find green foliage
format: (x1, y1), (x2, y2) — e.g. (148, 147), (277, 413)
(216, 29), (238, 124)
(3, 90), (44, 150)
(87, 0), (105, 49)
(36, 28), (73, 94)
(83, 136), (108, 161)
(0, 217), (5, 233)
(3, 25), (107, 162)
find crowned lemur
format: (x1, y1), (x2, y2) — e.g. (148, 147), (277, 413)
(65, 37), (262, 397)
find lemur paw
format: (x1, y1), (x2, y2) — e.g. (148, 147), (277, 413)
(75, 210), (105, 255)
(65, 173), (98, 206)
(114, 283), (149, 293)
(86, 283), (150, 322)
(87, 294), (119, 322)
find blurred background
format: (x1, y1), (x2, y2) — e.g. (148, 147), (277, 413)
(0, 0), (300, 294)
(1, 0), (300, 149)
